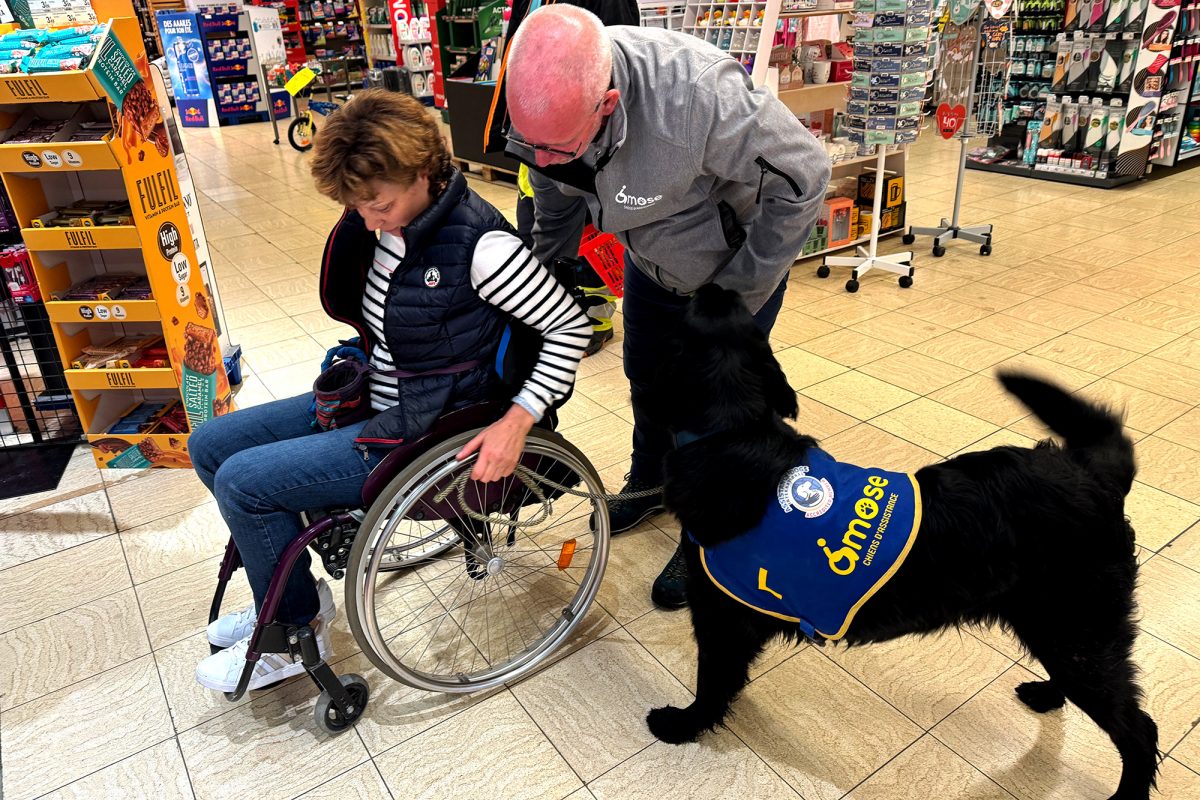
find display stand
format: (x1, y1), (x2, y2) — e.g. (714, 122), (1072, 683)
(905, 4), (1008, 258)
(819, 146), (913, 292)
(0, 13), (232, 469)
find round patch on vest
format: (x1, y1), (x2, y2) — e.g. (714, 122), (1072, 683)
(777, 466), (834, 518)
(423, 267), (441, 287)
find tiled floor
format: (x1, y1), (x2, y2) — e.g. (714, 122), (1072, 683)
(2, 116), (1200, 800)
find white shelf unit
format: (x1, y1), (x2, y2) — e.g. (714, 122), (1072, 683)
(639, 0), (686, 30)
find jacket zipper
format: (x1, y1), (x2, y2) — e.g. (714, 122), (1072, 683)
(754, 156), (803, 204)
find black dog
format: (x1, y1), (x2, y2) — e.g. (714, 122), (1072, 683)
(646, 285), (1158, 800)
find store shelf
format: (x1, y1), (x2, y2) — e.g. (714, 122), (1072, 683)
(45, 300), (161, 323)
(0, 139), (118, 173)
(368, 22), (392, 29)
(66, 368), (178, 391)
(965, 159), (1140, 188)
(779, 7), (852, 17)
(778, 82), (849, 114)
(1179, 146), (1200, 160)
(86, 432), (192, 469)
(22, 225), (142, 251)
(0, 70), (106, 104)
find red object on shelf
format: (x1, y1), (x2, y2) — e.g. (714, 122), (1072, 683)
(577, 224), (626, 298)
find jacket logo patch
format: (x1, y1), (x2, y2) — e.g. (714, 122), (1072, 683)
(423, 267), (441, 287)
(615, 185), (663, 210)
(778, 466), (834, 518)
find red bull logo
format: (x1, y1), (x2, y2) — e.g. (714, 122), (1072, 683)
(184, 107), (202, 118)
(273, 99), (285, 110)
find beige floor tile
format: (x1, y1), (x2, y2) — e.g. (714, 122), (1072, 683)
(845, 734), (1014, 800)
(291, 308), (354, 336)
(1157, 408), (1200, 451)
(727, 647), (922, 800)
(800, 372), (919, 421)
(850, 312), (951, 349)
(1139, 556), (1200, 659)
(153, 631), (253, 733)
(104, 467), (212, 531)
(178, 675), (370, 800)
(594, 522), (679, 624)
(258, 275), (317, 302)
(511, 631), (693, 782)
(1134, 631), (1200, 752)
(229, 315), (307, 351)
(931, 664), (1125, 800)
(1156, 758), (1200, 799)
(375, 690), (581, 799)
(0, 535), (130, 634)
(873, 398), (998, 457)
(949, 429), (1038, 457)
(563, 412), (635, 472)
(577, 364), (632, 412)
(943, 283), (1033, 313)
(0, 588), (149, 711)
(902, 266), (970, 294)
(0, 447), (103, 522)
(1002, 297), (1102, 332)
(791, 394), (861, 441)
(1163, 522), (1200, 572)
(120, 501), (228, 585)
(1, 655), (174, 800)
(911, 331), (1019, 371)
(899, 295), (994, 328)
(801, 293), (891, 325)
(1124, 483), (1200, 552)
(297, 762), (393, 800)
(983, 267), (1065, 298)
(1071, 316), (1180, 355)
(1175, 727), (1200, 773)
(0, 489), (115, 570)
(1132, 437), (1200, 506)
(223, 298), (289, 329)
(231, 373), (275, 408)
(1079, 266), (1176, 299)
(826, 630), (1013, 728)
(1075, 379), (1192, 435)
(1151, 334), (1200, 366)
(1114, 299), (1200, 335)
(1026, 334), (1140, 376)
(256, 360), (321, 400)
(589, 727), (801, 800)
(576, 346), (623, 379)
(1107, 357), (1200, 406)
(958, 312), (1061, 351)
(40, 740), (193, 800)
(626, 603), (804, 693)
(137, 556), (254, 650)
(219, 284), (270, 309)
(768, 308), (842, 348)
(856, 349), (972, 397)
(928, 373), (1032, 428)
(991, 353), (1101, 392)
(822, 424), (939, 473)
(242, 334), (327, 373)
(557, 393), (611, 433)
(775, 347), (851, 389)
(1043, 283), (1139, 315)
(797, 328), (902, 368)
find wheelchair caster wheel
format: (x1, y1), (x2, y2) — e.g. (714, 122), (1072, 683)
(314, 673), (369, 734)
(932, 245), (946, 258)
(898, 275), (913, 288)
(816, 265), (830, 279)
(902, 232), (916, 245)
(845, 279), (859, 293)
(980, 244), (992, 256)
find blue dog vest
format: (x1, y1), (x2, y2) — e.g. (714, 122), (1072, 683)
(694, 448), (922, 641)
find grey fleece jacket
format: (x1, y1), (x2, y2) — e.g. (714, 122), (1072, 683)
(508, 26), (832, 313)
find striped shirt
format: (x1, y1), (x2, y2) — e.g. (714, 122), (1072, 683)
(362, 230), (591, 421)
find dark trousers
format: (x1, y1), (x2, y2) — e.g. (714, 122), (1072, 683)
(622, 255), (787, 483)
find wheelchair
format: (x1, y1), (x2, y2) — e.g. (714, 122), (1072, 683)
(207, 400), (611, 733)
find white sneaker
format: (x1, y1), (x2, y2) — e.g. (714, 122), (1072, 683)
(206, 578), (336, 648)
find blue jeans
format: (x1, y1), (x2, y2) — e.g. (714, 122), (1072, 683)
(622, 257), (787, 483)
(191, 393), (384, 626)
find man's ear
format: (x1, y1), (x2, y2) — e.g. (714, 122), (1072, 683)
(600, 88), (620, 116)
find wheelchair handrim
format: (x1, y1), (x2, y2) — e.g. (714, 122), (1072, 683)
(347, 428), (610, 693)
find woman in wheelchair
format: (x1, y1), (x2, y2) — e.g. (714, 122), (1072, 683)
(190, 89), (591, 695)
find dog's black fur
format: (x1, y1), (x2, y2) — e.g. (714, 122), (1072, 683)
(645, 284), (1158, 800)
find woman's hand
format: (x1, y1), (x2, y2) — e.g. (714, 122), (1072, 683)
(456, 405), (537, 482)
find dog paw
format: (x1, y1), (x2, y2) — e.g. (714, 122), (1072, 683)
(647, 705), (706, 744)
(1016, 680), (1066, 713)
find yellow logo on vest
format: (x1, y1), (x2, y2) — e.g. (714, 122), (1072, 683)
(817, 474), (901, 576)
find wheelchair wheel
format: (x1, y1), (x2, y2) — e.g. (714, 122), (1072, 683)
(345, 427), (610, 693)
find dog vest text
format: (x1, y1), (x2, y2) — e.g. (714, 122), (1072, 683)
(694, 448), (922, 640)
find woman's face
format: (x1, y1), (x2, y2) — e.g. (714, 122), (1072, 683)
(357, 175), (431, 235)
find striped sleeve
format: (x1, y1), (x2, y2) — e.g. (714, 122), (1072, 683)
(471, 230), (591, 421)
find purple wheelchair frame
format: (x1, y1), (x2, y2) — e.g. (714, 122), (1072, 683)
(207, 401), (507, 709)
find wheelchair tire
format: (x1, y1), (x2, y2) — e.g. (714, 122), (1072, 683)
(345, 427), (610, 693)
(314, 673), (369, 733)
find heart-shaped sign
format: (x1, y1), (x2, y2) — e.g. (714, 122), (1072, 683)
(986, 0), (1015, 18)
(937, 103), (968, 139)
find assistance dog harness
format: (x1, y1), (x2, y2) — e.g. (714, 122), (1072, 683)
(690, 448), (922, 641)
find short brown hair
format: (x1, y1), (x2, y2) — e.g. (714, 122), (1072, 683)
(309, 89), (452, 206)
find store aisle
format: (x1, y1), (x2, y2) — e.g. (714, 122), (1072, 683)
(2, 121), (1200, 800)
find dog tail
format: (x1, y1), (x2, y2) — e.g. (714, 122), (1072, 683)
(998, 370), (1135, 494)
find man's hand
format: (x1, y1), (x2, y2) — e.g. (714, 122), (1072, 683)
(456, 404), (537, 482)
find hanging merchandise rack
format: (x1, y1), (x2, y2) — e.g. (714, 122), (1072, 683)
(905, 0), (1013, 258)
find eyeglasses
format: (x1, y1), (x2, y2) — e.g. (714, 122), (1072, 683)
(506, 96), (605, 160)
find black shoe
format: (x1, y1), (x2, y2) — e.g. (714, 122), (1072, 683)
(583, 326), (614, 357)
(651, 540), (688, 609)
(608, 473), (665, 534)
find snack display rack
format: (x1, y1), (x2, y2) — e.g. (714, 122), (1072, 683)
(0, 11), (232, 468)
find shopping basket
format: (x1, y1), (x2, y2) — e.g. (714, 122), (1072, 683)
(578, 224), (625, 298)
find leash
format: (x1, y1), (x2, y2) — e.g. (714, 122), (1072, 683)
(432, 466), (662, 529)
